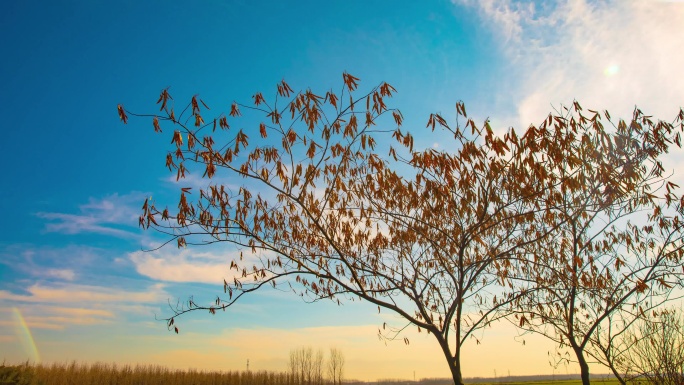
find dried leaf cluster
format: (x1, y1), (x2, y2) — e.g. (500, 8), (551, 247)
(119, 74), (684, 385)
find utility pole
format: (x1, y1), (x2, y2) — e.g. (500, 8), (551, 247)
(247, 359), (250, 372)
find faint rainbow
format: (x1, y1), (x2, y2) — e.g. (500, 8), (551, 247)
(12, 307), (41, 363)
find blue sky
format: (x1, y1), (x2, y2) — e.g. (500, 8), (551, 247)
(1, 0), (683, 381)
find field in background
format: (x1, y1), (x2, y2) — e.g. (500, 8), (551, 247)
(1, 361), (290, 385)
(1, 361), (620, 385)
(459, 377), (620, 385)
(461, 379), (619, 385)
(370, 377), (620, 385)
(368, 374), (619, 385)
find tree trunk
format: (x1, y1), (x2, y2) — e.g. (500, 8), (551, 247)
(449, 357), (464, 385)
(607, 360), (626, 385)
(434, 332), (464, 385)
(572, 345), (591, 385)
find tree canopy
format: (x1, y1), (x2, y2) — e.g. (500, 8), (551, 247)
(118, 73), (684, 385)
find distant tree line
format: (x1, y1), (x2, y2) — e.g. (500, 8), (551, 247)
(288, 347), (345, 385)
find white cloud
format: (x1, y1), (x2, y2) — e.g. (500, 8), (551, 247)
(21, 315), (113, 330)
(0, 244), (105, 282)
(0, 282), (167, 304)
(129, 247), (266, 284)
(44, 268), (76, 281)
(48, 306), (115, 318)
(454, 0), (684, 128)
(164, 172), (240, 192)
(0, 283), (168, 331)
(35, 192), (148, 238)
(130, 250), (228, 284)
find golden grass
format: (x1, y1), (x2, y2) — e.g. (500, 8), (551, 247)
(2, 361), (292, 385)
(1, 361), (626, 385)
(472, 379), (621, 385)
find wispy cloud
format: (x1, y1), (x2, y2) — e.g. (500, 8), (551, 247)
(454, 0), (684, 127)
(0, 282), (167, 305)
(49, 306), (115, 318)
(129, 247), (265, 284)
(0, 282), (168, 330)
(44, 268), (76, 281)
(20, 315), (113, 330)
(0, 307), (114, 331)
(35, 192), (148, 238)
(0, 244), (120, 283)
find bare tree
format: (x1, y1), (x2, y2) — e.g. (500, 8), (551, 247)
(314, 349), (324, 385)
(289, 347), (324, 385)
(327, 348), (344, 385)
(288, 347), (300, 385)
(615, 307), (684, 385)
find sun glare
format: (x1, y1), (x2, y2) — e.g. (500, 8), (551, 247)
(604, 64), (620, 77)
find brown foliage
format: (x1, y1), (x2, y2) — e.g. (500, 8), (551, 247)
(120, 74), (684, 385)
(510, 103), (684, 385)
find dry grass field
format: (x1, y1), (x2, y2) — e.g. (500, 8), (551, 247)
(0, 361), (626, 385)
(0, 361), (290, 385)
(473, 380), (621, 385)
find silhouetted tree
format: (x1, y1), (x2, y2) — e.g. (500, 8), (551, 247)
(289, 347), (324, 385)
(118, 74), (684, 385)
(327, 348), (344, 385)
(512, 104), (684, 385)
(607, 307), (684, 385)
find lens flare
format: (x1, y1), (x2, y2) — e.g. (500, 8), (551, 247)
(12, 307), (41, 363)
(604, 64), (620, 77)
